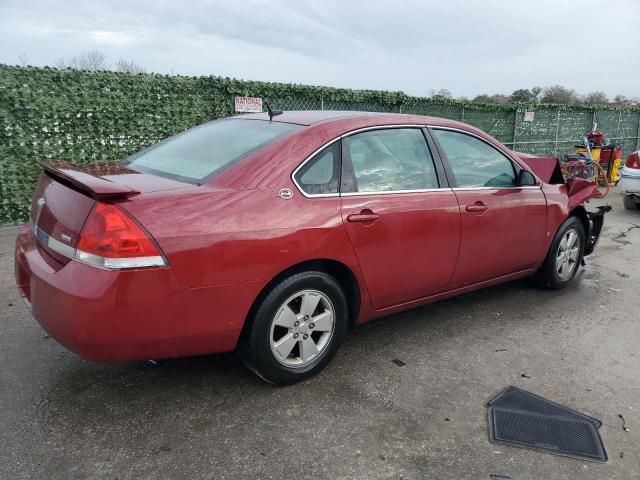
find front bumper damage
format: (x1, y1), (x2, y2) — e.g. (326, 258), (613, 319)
(584, 205), (611, 256)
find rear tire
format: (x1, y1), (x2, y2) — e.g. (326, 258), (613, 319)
(623, 195), (639, 210)
(532, 216), (585, 289)
(239, 271), (348, 385)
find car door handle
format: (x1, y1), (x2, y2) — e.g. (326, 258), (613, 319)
(465, 202), (489, 213)
(347, 211), (380, 223)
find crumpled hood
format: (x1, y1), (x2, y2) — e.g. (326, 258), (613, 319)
(513, 152), (601, 207)
(514, 152), (565, 184)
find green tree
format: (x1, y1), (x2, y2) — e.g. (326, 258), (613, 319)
(541, 85), (578, 104)
(472, 93), (510, 104)
(531, 86), (542, 102)
(511, 88), (534, 102)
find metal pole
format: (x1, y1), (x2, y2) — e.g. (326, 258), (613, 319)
(321, 96), (324, 111)
(461, 106), (465, 122)
(512, 109), (518, 150)
(399, 104), (402, 114)
(554, 108), (561, 156)
(615, 109), (622, 141)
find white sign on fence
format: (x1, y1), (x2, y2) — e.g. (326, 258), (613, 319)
(235, 96), (263, 113)
(523, 111), (535, 122)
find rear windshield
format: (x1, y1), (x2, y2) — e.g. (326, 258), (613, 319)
(123, 119), (302, 184)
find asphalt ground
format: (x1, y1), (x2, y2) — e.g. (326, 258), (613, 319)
(1, 189), (638, 479)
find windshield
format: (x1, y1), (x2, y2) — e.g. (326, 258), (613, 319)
(123, 118), (302, 184)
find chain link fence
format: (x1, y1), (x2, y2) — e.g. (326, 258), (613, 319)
(268, 96), (640, 158)
(1, 65), (640, 224)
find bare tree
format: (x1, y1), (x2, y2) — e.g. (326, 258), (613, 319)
(115, 59), (146, 74)
(18, 52), (28, 67)
(613, 94), (629, 104)
(429, 88), (452, 99)
(583, 91), (608, 104)
(76, 50), (107, 71)
(56, 51), (107, 71)
(54, 56), (69, 69)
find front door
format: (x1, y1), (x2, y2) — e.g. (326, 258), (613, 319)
(430, 128), (548, 287)
(340, 127), (461, 309)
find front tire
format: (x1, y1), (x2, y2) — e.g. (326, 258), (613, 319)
(532, 216), (585, 289)
(239, 271), (348, 385)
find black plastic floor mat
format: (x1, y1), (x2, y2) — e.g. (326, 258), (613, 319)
(488, 386), (602, 429)
(489, 407), (607, 462)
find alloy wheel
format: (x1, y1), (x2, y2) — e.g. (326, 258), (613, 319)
(556, 229), (581, 280)
(269, 289), (335, 368)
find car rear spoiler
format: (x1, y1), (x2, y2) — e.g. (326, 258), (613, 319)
(40, 160), (140, 199)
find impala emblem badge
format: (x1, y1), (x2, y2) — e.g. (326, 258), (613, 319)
(36, 197), (46, 209)
(278, 188), (294, 200)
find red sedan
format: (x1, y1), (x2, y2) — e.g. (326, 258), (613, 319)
(15, 111), (608, 384)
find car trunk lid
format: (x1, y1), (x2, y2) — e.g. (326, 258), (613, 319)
(30, 161), (190, 264)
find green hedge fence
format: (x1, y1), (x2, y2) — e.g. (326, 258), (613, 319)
(1, 65), (639, 224)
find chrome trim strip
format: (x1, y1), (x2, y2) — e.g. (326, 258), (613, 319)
(291, 137), (341, 199)
(31, 223), (75, 259)
(427, 125), (530, 169)
(74, 250), (166, 270)
(341, 188), (452, 197)
(290, 123), (541, 199)
(451, 186), (542, 191)
(340, 124), (428, 139)
(291, 124), (429, 199)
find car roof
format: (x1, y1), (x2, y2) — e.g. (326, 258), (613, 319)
(234, 110), (470, 130)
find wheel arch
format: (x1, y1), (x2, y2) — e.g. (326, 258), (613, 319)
(568, 205), (589, 240)
(239, 259), (362, 344)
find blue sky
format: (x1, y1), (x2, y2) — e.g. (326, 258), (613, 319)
(1, 0), (638, 99)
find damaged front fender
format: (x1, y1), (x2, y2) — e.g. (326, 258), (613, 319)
(515, 152), (609, 256)
(566, 178), (601, 210)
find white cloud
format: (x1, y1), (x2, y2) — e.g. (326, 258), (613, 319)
(0, 0), (638, 98)
(88, 31), (137, 47)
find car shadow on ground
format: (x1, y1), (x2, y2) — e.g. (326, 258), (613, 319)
(36, 274), (580, 410)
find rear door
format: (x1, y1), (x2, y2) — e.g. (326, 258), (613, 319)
(339, 127), (461, 309)
(430, 128), (547, 287)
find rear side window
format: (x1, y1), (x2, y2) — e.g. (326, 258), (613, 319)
(431, 129), (516, 188)
(294, 142), (340, 195)
(123, 119), (302, 184)
(344, 128), (439, 193)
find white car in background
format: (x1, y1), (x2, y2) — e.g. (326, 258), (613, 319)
(620, 150), (640, 210)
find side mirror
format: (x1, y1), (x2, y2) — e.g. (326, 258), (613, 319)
(518, 170), (537, 186)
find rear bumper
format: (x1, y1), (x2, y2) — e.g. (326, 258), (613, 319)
(620, 167), (640, 195)
(14, 226), (262, 362)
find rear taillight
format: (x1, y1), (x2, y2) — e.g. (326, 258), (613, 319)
(626, 153), (640, 169)
(75, 202), (166, 270)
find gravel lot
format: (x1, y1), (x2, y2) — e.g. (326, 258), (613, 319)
(1, 189), (638, 480)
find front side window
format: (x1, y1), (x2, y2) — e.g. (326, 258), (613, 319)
(124, 119), (302, 184)
(344, 128), (439, 193)
(294, 142), (340, 195)
(431, 129), (516, 188)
